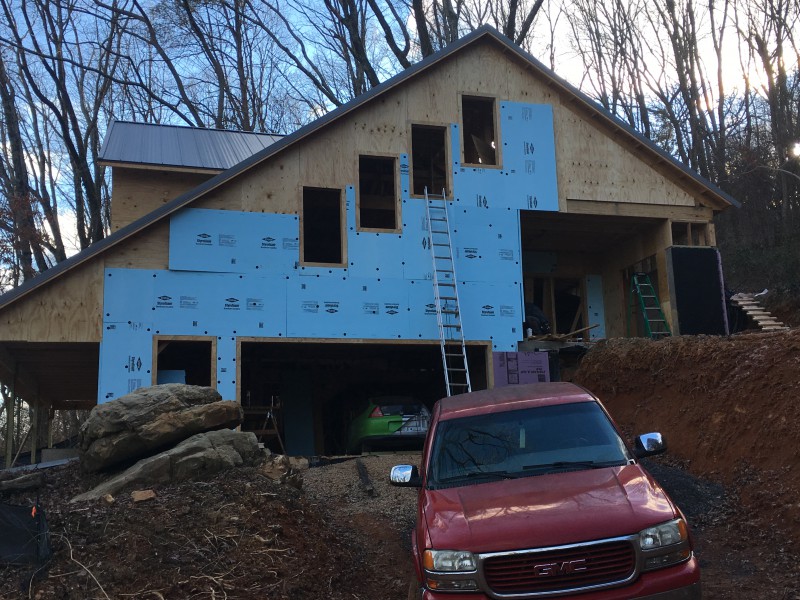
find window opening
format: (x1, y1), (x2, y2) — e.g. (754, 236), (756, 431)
(462, 95), (497, 165)
(523, 276), (584, 335)
(303, 187), (342, 264)
(156, 339), (213, 386)
(358, 156), (397, 230)
(411, 125), (447, 196)
(671, 222), (690, 246)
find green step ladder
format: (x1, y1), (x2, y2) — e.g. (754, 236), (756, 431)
(628, 273), (671, 339)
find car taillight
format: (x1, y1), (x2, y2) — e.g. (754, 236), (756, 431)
(369, 406), (384, 418)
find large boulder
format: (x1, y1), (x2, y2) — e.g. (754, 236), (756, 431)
(71, 430), (264, 502)
(79, 384), (243, 472)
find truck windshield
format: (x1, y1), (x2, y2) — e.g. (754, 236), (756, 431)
(428, 402), (631, 488)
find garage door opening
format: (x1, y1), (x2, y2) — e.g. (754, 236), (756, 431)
(239, 341), (488, 455)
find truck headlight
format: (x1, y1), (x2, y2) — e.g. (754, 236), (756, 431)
(640, 518), (692, 571)
(423, 550), (479, 591)
(423, 549), (477, 572)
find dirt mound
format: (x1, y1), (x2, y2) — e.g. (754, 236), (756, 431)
(575, 328), (800, 542)
(0, 462), (384, 599)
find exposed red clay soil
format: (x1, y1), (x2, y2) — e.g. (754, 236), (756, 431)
(575, 328), (800, 544)
(575, 329), (800, 598)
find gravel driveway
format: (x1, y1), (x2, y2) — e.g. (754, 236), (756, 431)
(303, 452), (800, 599)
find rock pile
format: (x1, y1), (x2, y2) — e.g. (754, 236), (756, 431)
(72, 429), (262, 501)
(78, 384), (243, 472)
(72, 384), (266, 502)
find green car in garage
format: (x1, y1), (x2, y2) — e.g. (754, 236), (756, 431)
(347, 396), (431, 454)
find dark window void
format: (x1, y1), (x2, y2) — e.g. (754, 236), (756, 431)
(156, 340), (212, 386)
(524, 276), (583, 335)
(359, 156), (397, 229)
(412, 125), (447, 196)
(303, 187), (342, 264)
(462, 96), (497, 165)
(671, 222), (708, 246)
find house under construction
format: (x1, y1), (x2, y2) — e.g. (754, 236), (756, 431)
(0, 26), (737, 457)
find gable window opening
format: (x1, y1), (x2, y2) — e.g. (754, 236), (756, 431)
(411, 125), (448, 197)
(303, 187), (343, 264)
(462, 95), (497, 166)
(358, 155), (398, 230)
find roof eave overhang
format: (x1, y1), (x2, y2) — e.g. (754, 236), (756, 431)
(99, 159), (224, 176)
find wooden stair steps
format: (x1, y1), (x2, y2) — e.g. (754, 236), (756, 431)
(729, 293), (789, 331)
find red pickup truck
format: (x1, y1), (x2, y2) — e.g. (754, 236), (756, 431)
(390, 382), (700, 599)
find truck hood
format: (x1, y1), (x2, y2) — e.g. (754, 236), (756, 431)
(422, 464), (675, 553)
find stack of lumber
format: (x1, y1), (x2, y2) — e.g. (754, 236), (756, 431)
(730, 293), (789, 331)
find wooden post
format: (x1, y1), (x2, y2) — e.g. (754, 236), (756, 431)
(4, 396), (13, 469)
(5, 365), (17, 468)
(48, 407), (54, 449)
(30, 403), (38, 465)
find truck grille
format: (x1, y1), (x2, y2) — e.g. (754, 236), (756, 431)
(482, 540), (636, 595)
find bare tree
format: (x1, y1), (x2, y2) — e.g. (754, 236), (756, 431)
(0, 0), (120, 249)
(0, 50), (43, 282)
(737, 0), (800, 231)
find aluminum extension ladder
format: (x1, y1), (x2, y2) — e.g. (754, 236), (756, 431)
(424, 188), (472, 396)
(628, 273), (671, 339)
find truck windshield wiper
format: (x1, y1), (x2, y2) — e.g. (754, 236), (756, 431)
(439, 470), (521, 482)
(522, 460), (624, 471)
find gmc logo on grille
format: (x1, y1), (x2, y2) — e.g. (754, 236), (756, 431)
(533, 559), (588, 577)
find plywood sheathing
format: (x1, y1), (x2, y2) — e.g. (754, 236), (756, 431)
(0, 260), (103, 343)
(104, 222), (171, 270)
(112, 167), (214, 231)
(166, 38), (721, 223)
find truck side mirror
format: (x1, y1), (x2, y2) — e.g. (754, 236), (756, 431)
(390, 464), (422, 487)
(634, 432), (667, 458)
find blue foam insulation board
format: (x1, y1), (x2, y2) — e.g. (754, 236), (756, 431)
(450, 205), (521, 283)
(452, 104), (558, 212)
(407, 279), (446, 340)
(457, 282), (522, 351)
(215, 336), (237, 400)
(100, 102), (561, 402)
(170, 208), (299, 274)
(348, 178), (405, 279)
(399, 199), (434, 281)
(585, 275), (607, 339)
(98, 322), (153, 401)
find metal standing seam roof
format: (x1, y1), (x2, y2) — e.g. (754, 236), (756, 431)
(99, 121), (283, 171)
(0, 25), (740, 312)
